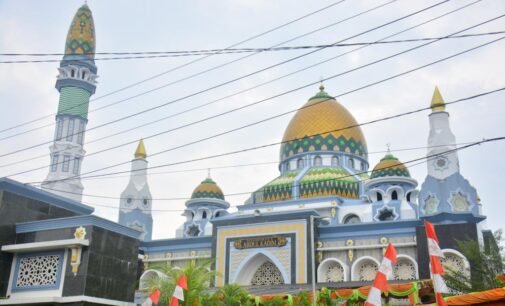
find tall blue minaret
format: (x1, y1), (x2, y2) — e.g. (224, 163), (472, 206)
(419, 87), (482, 221)
(42, 4), (98, 202)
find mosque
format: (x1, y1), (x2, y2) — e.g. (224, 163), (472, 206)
(0, 4), (495, 305)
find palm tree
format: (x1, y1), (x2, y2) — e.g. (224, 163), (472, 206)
(145, 259), (216, 305)
(213, 283), (249, 306)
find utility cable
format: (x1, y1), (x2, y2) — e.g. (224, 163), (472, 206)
(3, 15), (503, 177)
(2, 31), (503, 63)
(0, 0), (479, 169)
(22, 84), (505, 185)
(33, 137), (505, 210)
(0, 0), (423, 142)
(0, 3), (488, 164)
(0, 0), (350, 134)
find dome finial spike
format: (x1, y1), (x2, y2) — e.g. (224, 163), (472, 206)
(431, 85), (446, 112)
(386, 142), (391, 154)
(207, 168), (211, 179)
(319, 76), (325, 91)
(134, 139), (147, 159)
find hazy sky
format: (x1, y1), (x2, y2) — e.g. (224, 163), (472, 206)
(1, 0), (504, 239)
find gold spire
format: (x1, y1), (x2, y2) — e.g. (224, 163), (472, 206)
(430, 86), (446, 112)
(134, 139), (147, 159)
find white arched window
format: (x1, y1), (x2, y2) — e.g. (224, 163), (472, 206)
(314, 156), (322, 166)
(348, 158), (355, 169)
(331, 155), (339, 166)
(343, 214), (361, 224)
(297, 158), (304, 169)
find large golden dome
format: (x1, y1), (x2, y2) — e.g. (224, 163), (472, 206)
(280, 85), (367, 160)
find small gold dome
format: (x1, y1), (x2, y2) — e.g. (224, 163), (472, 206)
(371, 154), (410, 179)
(280, 86), (367, 160)
(191, 177), (225, 200)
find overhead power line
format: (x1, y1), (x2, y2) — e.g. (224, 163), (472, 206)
(22, 84), (505, 185)
(1, 5), (493, 164)
(29, 140), (489, 199)
(0, 0), (478, 157)
(0, 0), (400, 140)
(2, 31), (504, 63)
(0, 0), (353, 135)
(32, 137), (505, 210)
(46, 141), (478, 182)
(3, 16), (504, 177)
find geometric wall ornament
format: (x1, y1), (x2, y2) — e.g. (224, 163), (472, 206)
(375, 205), (398, 221)
(325, 262), (344, 282)
(13, 251), (64, 291)
(393, 259), (416, 280)
(251, 261), (284, 286)
(424, 194), (439, 215)
(449, 191), (470, 212)
(357, 260), (378, 281)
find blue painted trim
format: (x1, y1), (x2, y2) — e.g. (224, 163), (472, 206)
(16, 215), (142, 239)
(11, 250), (65, 292)
(56, 79), (96, 95)
(238, 195), (364, 210)
(55, 114), (89, 124)
(420, 212), (485, 224)
(140, 236), (212, 252)
(211, 209), (319, 225)
(0, 178), (94, 215)
(60, 55), (97, 73)
(318, 219), (421, 240)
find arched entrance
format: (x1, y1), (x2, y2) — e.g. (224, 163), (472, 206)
(233, 252), (287, 286)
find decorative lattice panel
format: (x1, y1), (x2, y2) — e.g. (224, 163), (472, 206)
(15, 254), (61, 288)
(441, 254), (465, 273)
(325, 263), (344, 282)
(393, 259), (416, 280)
(358, 261), (378, 281)
(251, 261), (284, 286)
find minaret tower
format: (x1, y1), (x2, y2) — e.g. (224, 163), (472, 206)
(41, 4), (98, 202)
(419, 86), (482, 220)
(118, 140), (153, 241)
(426, 86), (459, 180)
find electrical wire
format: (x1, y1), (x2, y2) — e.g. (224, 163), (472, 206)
(34, 137), (505, 211)
(2, 31), (503, 63)
(22, 84), (505, 185)
(1, 6), (494, 166)
(0, 0), (352, 134)
(29, 140), (488, 199)
(0, 0), (480, 169)
(5, 19), (505, 177)
(0, 0), (423, 141)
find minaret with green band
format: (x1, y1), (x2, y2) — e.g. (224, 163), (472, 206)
(42, 4), (97, 202)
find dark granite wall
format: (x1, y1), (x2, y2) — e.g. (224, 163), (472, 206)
(416, 222), (478, 279)
(14, 225), (139, 303)
(0, 190), (80, 297)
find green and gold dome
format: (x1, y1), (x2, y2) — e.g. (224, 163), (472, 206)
(370, 154), (410, 179)
(65, 4), (96, 58)
(191, 177), (225, 200)
(280, 85), (368, 161)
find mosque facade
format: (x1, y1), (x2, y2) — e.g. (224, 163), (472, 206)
(0, 4), (495, 305)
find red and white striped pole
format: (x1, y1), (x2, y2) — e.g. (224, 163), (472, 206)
(424, 220), (449, 306)
(365, 243), (397, 306)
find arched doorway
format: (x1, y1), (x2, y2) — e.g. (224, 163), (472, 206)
(233, 252), (287, 285)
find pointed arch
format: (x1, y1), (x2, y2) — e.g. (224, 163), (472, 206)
(232, 250), (288, 285)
